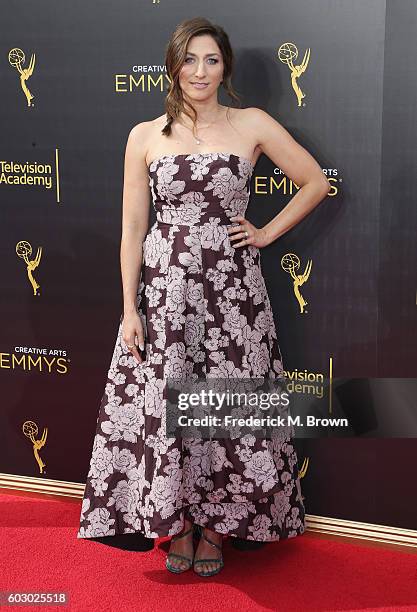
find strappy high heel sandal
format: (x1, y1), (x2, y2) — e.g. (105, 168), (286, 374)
(165, 526), (194, 574)
(193, 530), (224, 577)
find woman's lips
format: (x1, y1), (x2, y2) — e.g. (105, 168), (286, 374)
(191, 82), (208, 89)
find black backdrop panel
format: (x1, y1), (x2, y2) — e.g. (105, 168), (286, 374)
(1, 0), (416, 530)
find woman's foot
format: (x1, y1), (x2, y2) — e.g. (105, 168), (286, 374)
(193, 527), (224, 577)
(166, 519), (194, 573)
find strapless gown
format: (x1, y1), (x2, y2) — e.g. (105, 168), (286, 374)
(77, 152), (306, 542)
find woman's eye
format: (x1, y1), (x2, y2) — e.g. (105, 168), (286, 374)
(184, 58), (219, 64)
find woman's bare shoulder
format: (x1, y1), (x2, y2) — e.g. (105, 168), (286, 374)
(226, 107), (280, 156)
(126, 115), (167, 156)
(230, 106), (278, 128)
(129, 114), (166, 137)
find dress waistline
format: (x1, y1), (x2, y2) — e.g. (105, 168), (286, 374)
(156, 219), (232, 227)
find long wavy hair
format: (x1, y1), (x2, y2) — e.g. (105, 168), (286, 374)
(161, 17), (242, 138)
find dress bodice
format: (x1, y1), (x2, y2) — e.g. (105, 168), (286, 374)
(147, 152), (254, 226)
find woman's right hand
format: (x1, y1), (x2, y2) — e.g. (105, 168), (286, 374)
(121, 310), (146, 364)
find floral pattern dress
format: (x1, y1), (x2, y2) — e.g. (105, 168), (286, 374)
(77, 152), (306, 542)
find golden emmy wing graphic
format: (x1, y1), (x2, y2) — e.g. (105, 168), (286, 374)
(277, 42), (310, 107)
(281, 253), (312, 314)
(8, 47), (36, 107)
(296, 457), (309, 503)
(299, 456), (309, 478)
(22, 420), (48, 474)
(16, 240), (42, 296)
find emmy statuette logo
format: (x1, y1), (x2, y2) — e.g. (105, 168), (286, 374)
(8, 47), (36, 107)
(281, 252), (312, 314)
(16, 240), (42, 296)
(277, 42), (310, 107)
(299, 457), (309, 478)
(22, 420), (47, 474)
(296, 457), (309, 503)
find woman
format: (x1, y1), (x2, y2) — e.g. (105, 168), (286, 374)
(77, 17), (330, 577)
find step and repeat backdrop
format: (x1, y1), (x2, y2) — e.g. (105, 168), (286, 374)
(1, 0), (416, 531)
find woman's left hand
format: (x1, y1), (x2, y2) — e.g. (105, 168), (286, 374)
(227, 215), (270, 249)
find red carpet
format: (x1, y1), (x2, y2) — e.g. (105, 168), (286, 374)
(1, 492), (417, 611)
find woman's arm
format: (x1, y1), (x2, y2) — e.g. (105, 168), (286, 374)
(247, 108), (330, 245)
(120, 122), (151, 317)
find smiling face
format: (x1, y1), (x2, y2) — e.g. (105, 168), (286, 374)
(179, 34), (224, 100)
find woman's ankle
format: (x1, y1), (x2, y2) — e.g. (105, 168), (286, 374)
(203, 527), (223, 543)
